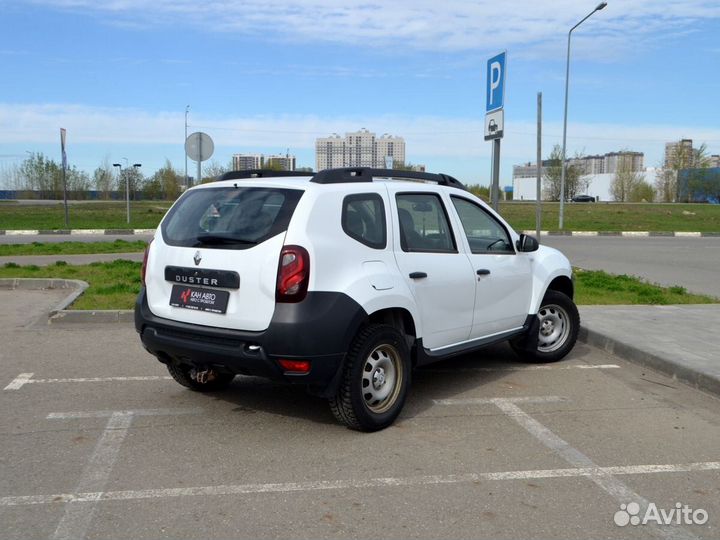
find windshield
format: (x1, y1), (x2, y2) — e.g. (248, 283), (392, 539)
(161, 186), (304, 249)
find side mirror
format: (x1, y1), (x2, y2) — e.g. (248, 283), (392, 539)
(516, 233), (539, 253)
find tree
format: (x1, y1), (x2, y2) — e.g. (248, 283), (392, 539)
(629, 180), (655, 203)
(467, 184), (490, 201)
(542, 145), (583, 201)
(19, 152), (62, 198)
(655, 142), (711, 202)
(611, 155), (645, 202)
(147, 159), (181, 200)
(93, 158), (115, 200)
(201, 159), (230, 183)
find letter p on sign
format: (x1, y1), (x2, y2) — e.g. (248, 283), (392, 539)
(486, 51), (506, 113)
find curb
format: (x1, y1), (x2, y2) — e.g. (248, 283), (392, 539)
(1, 229), (154, 236)
(578, 326), (720, 398)
(522, 231), (719, 237)
(1, 229), (720, 237)
(0, 278), (89, 318)
(0, 278), (132, 324)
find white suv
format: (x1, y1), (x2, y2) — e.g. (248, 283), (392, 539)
(135, 168), (579, 431)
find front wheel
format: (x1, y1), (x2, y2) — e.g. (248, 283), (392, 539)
(511, 290), (579, 363)
(329, 324), (411, 432)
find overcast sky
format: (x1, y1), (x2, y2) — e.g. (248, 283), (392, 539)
(1, 0), (719, 185)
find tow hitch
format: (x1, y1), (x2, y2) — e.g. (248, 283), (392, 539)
(190, 367), (217, 384)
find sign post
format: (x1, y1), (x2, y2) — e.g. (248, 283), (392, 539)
(185, 132), (214, 186)
(59, 128), (69, 227)
(484, 51), (506, 212)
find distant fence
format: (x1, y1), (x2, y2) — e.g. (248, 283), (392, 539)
(0, 190), (167, 201)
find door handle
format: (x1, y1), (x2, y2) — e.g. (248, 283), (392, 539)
(476, 269), (491, 276)
(409, 272), (428, 279)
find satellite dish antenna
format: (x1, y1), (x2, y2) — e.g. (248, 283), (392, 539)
(185, 132), (214, 185)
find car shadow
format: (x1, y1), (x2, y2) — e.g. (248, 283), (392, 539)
(202, 341), (590, 429)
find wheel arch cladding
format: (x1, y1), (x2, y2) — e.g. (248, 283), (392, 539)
(547, 275), (574, 300)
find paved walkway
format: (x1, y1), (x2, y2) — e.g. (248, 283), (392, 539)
(579, 305), (720, 396)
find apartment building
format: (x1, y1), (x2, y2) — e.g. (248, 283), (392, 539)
(315, 129), (406, 171)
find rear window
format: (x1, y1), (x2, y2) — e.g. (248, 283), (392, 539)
(161, 186), (304, 249)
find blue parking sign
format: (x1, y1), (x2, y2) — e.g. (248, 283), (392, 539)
(486, 51), (506, 112)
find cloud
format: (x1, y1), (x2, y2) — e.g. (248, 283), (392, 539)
(26, 0), (720, 55)
(2, 102), (720, 166)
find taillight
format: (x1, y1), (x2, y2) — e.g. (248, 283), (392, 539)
(141, 240), (152, 286)
(276, 245), (310, 303)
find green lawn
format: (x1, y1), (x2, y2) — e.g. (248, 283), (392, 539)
(1, 200), (719, 232)
(0, 240), (148, 256)
(499, 201), (720, 232)
(0, 261), (716, 310)
(0, 201), (172, 230)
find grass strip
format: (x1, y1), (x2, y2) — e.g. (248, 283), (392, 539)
(0, 262), (716, 311)
(0, 240), (148, 257)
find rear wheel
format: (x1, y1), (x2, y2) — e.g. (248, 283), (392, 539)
(329, 324), (411, 431)
(511, 290), (579, 363)
(166, 363), (235, 392)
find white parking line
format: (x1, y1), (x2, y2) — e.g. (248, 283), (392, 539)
(4, 373), (171, 390)
(437, 396), (699, 540)
(47, 408), (202, 540)
(433, 396), (566, 406)
(3, 365), (620, 391)
(1, 461), (718, 507)
(424, 364), (620, 373)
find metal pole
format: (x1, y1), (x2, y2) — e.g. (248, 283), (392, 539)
(197, 135), (202, 187)
(536, 92), (542, 242)
(559, 30), (572, 230)
(559, 3), (607, 230)
(62, 166), (69, 227)
(184, 105), (189, 189)
(126, 170), (130, 224)
(491, 138), (501, 212)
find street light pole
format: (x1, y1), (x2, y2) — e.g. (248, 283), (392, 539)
(558, 1), (607, 230)
(112, 162), (122, 218)
(131, 163), (142, 224)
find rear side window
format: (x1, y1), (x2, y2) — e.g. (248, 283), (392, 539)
(161, 186), (304, 249)
(342, 193), (387, 249)
(396, 193), (457, 253)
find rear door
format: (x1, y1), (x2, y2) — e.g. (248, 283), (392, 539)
(145, 185), (304, 331)
(389, 189), (476, 350)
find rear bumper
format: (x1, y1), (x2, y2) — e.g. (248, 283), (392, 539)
(134, 288), (367, 395)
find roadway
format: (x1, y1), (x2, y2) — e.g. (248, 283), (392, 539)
(543, 236), (720, 298)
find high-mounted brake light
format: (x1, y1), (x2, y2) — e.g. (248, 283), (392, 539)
(276, 245), (310, 303)
(141, 239), (153, 286)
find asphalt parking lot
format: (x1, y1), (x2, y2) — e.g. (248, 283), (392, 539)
(1, 291), (718, 540)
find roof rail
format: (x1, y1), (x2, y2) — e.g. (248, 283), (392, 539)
(310, 167), (466, 190)
(217, 169), (312, 181)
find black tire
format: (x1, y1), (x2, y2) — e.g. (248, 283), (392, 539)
(329, 324), (411, 432)
(511, 290), (579, 363)
(166, 363), (235, 392)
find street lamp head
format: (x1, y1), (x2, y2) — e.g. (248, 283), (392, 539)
(112, 163), (121, 168)
(596, 1), (607, 10)
(133, 163), (142, 168)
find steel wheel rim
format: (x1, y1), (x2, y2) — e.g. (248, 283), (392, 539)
(537, 303), (570, 353)
(361, 344), (402, 414)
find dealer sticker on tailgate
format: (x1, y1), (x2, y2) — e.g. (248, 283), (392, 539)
(169, 285), (230, 314)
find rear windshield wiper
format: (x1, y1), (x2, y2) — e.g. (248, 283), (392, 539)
(195, 234), (258, 246)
